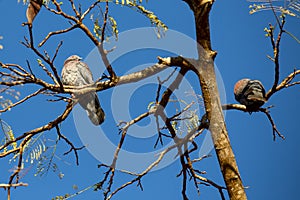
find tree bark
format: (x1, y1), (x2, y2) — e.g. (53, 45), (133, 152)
(183, 0), (247, 199)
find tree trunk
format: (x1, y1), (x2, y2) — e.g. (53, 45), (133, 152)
(183, 0), (248, 199)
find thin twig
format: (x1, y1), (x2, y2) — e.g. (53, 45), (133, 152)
(39, 26), (77, 47)
(106, 144), (177, 200)
(266, 12), (286, 99)
(69, 0), (80, 18)
(81, 0), (102, 20)
(103, 110), (154, 198)
(259, 108), (285, 140)
(23, 25), (64, 89)
(0, 182), (28, 189)
(51, 41), (63, 63)
(266, 69), (300, 98)
(0, 100), (75, 153)
(0, 88), (45, 113)
(56, 125), (85, 165)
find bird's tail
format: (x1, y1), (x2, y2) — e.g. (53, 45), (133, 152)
(79, 92), (105, 125)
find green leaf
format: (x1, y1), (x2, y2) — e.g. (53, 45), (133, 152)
(127, 2), (168, 37)
(93, 18), (102, 40)
(0, 120), (17, 150)
(112, 0), (168, 37)
(109, 16), (119, 40)
(248, 1), (300, 18)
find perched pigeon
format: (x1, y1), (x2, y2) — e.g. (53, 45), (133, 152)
(234, 78), (266, 111)
(62, 55), (105, 125)
(26, 0), (43, 25)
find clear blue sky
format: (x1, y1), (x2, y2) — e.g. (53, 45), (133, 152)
(0, 0), (300, 200)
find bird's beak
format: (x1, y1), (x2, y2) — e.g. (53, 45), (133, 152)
(78, 57), (82, 60)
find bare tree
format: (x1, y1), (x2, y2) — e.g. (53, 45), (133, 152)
(0, 0), (299, 200)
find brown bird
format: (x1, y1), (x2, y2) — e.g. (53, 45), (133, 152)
(61, 55), (105, 125)
(26, 0), (43, 25)
(234, 78), (266, 111)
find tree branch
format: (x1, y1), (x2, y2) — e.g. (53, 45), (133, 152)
(266, 15), (286, 100)
(0, 88), (45, 113)
(259, 108), (285, 140)
(55, 125), (85, 165)
(39, 25), (77, 47)
(266, 69), (300, 98)
(183, 0), (247, 199)
(0, 182), (28, 189)
(0, 100), (75, 154)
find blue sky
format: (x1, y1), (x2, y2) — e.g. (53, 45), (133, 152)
(0, 0), (300, 200)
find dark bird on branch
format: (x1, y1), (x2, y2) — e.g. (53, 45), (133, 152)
(234, 78), (266, 111)
(62, 55), (105, 125)
(26, 0), (43, 25)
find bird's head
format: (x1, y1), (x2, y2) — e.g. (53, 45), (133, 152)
(64, 55), (82, 65)
(234, 78), (250, 97)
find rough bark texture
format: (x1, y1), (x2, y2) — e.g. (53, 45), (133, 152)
(183, 0), (248, 199)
